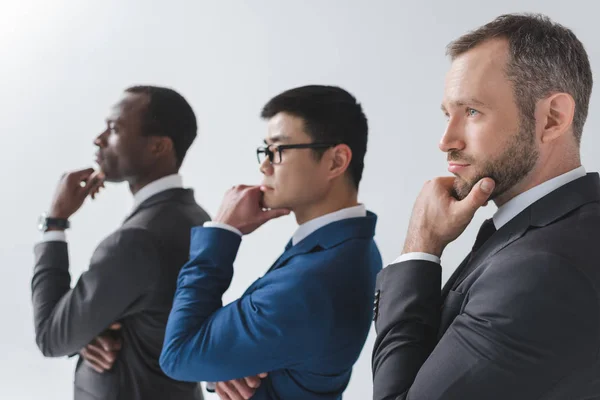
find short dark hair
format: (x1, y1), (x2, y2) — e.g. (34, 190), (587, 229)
(126, 85), (197, 168)
(447, 13), (593, 144)
(261, 85), (368, 189)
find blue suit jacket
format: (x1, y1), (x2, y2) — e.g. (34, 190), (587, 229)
(160, 212), (382, 399)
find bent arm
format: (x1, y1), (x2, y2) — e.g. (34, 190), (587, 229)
(372, 253), (599, 400)
(32, 228), (160, 357)
(160, 227), (325, 382)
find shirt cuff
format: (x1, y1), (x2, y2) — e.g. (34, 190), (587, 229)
(391, 252), (441, 265)
(203, 221), (243, 237)
(40, 230), (67, 242)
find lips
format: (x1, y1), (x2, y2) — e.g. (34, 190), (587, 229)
(449, 162), (469, 167)
(448, 163), (470, 174)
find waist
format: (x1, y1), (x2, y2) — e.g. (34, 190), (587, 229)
(74, 355), (203, 400)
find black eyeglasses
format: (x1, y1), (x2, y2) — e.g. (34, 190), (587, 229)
(256, 143), (339, 165)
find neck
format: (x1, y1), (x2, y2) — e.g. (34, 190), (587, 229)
(494, 156), (581, 207)
(128, 169), (178, 196)
(293, 185), (359, 225)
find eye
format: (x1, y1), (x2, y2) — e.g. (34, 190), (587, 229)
(467, 108), (480, 117)
(108, 121), (118, 133)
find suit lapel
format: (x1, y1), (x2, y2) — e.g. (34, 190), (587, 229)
(441, 212), (530, 302)
(123, 188), (195, 223)
(453, 210), (531, 289)
(440, 254), (471, 301)
(264, 239), (293, 274)
(265, 212), (378, 274)
(268, 237), (322, 273)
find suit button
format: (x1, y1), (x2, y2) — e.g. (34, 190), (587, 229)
(373, 290), (381, 321)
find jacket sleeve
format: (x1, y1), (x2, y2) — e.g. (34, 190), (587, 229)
(31, 228), (161, 357)
(372, 252), (599, 400)
(160, 227), (330, 382)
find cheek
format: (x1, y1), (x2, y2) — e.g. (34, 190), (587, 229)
(274, 166), (304, 189)
(274, 162), (318, 191)
(107, 134), (119, 148)
(110, 137), (140, 160)
(467, 121), (509, 160)
(105, 135), (126, 159)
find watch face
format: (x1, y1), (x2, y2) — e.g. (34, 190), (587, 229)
(37, 214), (48, 231)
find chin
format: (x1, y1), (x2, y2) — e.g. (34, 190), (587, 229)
(261, 193), (277, 209)
(101, 171), (124, 183)
(452, 178), (473, 200)
(261, 192), (287, 210)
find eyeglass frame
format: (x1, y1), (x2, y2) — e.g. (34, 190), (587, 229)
(256, 142), (340, 165)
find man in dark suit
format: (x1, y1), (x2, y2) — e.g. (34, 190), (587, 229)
(372, 13), (600, 400)
(159, 85), (383, 400)
(32, 86), (210, 400)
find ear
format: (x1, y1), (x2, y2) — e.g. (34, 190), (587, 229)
(538, 92), (575, 144)
(326, 144), (352, 180)
(150, 137), (173, 157)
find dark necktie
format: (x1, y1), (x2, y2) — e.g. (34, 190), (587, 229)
(471, 218), (497, 254)
(452, 218), (497, 290)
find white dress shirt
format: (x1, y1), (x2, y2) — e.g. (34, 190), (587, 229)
(204, 204), (367, 246)
(40, 174), (184, 243)
(392, 166), (587, 265)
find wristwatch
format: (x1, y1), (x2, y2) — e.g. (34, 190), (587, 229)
(37, 212), (70, 232)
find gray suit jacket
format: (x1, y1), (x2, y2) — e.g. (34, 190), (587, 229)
(372, 173), (600, 400)
(32, 188), (210, 400)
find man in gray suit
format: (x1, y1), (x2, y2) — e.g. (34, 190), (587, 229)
(372, 13), (600, 399)
(32, 86), (210, 400)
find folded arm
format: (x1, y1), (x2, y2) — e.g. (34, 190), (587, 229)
(372, 253), (599, 400)
(32, 228), (160, 357)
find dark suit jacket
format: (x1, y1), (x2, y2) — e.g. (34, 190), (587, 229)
(372, 173), (600, 400)
(32, 188), (210, 400)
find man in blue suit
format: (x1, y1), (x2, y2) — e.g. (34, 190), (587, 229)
(159, 85), (382, 399)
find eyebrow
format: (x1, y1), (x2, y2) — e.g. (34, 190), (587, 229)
(264, 135), (290, 144)
(441, 98), (487, 112)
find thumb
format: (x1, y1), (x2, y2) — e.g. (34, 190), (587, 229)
(258, 372), (268, 378)
(460, 178), (495, 213)
(71, 167), (96, 181)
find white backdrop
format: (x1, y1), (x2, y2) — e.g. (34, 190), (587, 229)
(1, 1), (599, 399)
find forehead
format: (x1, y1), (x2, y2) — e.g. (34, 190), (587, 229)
(443, 39), (513, 107)
(265, 112), (311, 143)
(107, 92), (149, 121)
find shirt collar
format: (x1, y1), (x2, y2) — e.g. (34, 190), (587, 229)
(132, 174), (183, 210)
(493, 166), (586, 229)
(292, 204), (367, 246)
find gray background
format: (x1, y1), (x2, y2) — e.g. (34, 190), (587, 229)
(1, 0), (598, 399)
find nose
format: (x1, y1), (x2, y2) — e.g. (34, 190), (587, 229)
(94, 129), (108, 147)
(439, 116), (466, 153)
(259, 157), (273, 176)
